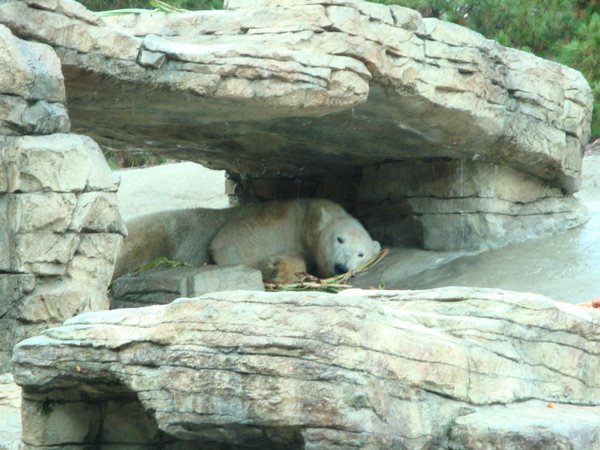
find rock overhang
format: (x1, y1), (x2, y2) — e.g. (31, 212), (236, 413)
(0, 0), (593, 253)
(0, 0), (592, 191)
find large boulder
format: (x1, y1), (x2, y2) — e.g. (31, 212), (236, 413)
(12, 288), (600, 449)
(0, 0), (593, 250)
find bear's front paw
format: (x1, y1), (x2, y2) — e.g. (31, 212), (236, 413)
(262, 256), (307, 284)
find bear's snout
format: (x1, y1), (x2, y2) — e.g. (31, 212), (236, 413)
(334, 263), (348, 275)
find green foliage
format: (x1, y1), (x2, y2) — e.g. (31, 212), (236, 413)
(558, 13), (600, 80)
(102, 149), (171, 170)
(558, 14), (600, 135)
(79, 0), (222, 11)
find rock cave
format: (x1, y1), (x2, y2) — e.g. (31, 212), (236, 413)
(1, 0), (599, 448)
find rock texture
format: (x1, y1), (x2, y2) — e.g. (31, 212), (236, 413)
(0, 23), (126, 371)
(110, 265), (264, 309)
(12, 287), (600, 449)
(446, 400), (600, 449)
(0, 374), (21, 450)
(0, 0), (593, 250)
(577, 154), (600, 202)
(359, 159), (590, 250)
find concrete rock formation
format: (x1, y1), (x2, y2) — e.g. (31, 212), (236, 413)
(13, 288), (600, 449)
(109, 265), (265, 309)
(0, 23), (126, 372)
(0, 374), (21, 450)
(0, 0), (593, 250)
(0, 1), (598, 446)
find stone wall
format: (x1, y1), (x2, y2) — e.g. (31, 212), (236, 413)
(0, 24), (125, 372)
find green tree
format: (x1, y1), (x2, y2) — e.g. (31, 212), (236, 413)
(558, 13), (600, 136)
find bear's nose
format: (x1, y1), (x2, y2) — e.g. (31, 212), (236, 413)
(334, 263), (348, 275)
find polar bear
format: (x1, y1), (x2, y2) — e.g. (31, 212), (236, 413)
(112, 207), (244, 281)
(210, 199), (381, 283)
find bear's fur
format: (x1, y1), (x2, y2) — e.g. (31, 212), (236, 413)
(112, 207), (244, 280)
(210, 199), (380, 283)
(113, 199), (380, 284)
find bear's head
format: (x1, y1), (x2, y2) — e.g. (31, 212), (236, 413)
(316, 207), (381, 277)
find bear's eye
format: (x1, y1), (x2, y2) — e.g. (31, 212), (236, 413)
(358, 253), (364, 258)
(337, 237), (345, 244)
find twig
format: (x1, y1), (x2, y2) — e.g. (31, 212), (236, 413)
(265, 248), (390, 293)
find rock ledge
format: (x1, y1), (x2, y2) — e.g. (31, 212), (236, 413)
(13, 287), (600, 449)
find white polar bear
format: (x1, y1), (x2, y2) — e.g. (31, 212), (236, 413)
(210, 199), (381, 283)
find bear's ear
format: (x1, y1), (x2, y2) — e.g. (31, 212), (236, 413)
(318, 207), (332, 231)
(372, 240), (381, 254)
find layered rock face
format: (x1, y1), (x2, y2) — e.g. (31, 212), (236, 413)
(0, 2), (598, 447)
(0, 0), (593, 250)
(0, 24), (126, 372)
(13, 288), (600, 449)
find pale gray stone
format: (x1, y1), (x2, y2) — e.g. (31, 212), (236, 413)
(3, 135), (90, 193)
(8, 192), (77, 233)
(577, 154), (600, 201)
(0, 96), (70, 136)
(0, 274), (35, 319)
(350, 201), (600, 307)
(67, 255), (117, 291)
(0, 196), (8, 271)
(17, 278), (109, 324)
(0, 25), (69, 135)
(446, 401), (600, 449)
(137, 49), (166, 68)
(116, 162), (228, 222)
(12, 232), (80, 275)
(24, 0), (103, 25)
(70, 192), (126, 234)
(12, 288), (600, 448)
(3, 134), (120, 193)
(358, 159), (590, 250)
(189, 264), (264, 295)
(21, 396), (102, 447)
(0, 1), (125, 384)
(99, 399), (163, 445)
(67, 232), (123, 290)
(74, 232), (123, 262)
(0, 2), (140, 61)
(110, 265), (264, 309)
(360, 160), (565, 203)
(83, 135), (121, 192)
(0, 374), (21, 450)
(0, 24), (65, 102)
(0, 148), (6, 194)
(0, 0), (590, 253)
